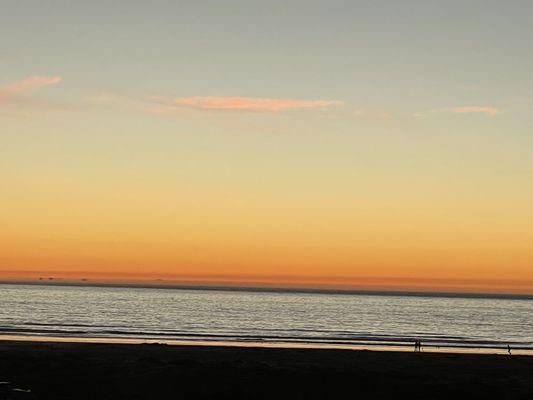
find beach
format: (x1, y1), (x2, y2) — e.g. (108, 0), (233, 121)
(1, 340), (532, 399)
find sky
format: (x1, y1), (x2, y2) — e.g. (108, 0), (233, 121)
(1, 1), (533, 294)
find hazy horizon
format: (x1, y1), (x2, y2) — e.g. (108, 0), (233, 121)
(2, 270), (533, 296)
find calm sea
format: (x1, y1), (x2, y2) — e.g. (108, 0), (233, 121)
(0, 283), (532, 349)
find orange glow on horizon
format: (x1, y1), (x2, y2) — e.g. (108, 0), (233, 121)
(1, 269), (532, 295)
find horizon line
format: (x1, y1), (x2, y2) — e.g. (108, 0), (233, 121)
(1, 279), (532, 301)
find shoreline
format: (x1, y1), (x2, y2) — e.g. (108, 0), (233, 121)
(2, 334), (532, 356)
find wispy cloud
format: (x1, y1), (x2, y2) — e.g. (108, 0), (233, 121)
(157, 96), (342, 112)
(88, 93), (344, 115)
(451, 106), (502, 116)
(0, 76), (62, 104)
(412, 106), (504, 118)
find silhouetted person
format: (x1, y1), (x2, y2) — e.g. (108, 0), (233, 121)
(508, 344), (512, 355)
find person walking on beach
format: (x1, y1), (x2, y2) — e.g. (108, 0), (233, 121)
(508, 344), (512, 355)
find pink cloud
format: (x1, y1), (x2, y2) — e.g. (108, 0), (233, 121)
(451, 106), (502, 116)
(0, 76), (61, 103)
(168, 96), (342, 112)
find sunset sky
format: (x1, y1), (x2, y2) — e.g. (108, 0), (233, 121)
(1, 1), (532, 294)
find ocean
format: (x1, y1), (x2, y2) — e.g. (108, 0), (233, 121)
(1, 283), (532, 350)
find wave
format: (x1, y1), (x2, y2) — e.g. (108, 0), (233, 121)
(1, 325), (531, 349)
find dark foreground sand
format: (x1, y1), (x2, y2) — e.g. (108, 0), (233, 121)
(1, 341), (532, 400)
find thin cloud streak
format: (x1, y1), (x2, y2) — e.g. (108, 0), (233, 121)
(0, 76), (62, 103)
(168, 96), (342, 112)
(451, 106), (502, 116)
(88, 93), (343, 115)
(413, 106), (504, 118)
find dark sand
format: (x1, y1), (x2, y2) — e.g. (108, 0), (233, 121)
(1, 341), (532, 399)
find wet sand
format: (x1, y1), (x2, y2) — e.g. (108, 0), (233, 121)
(3, 334), (532, 356)
(1, 340), (532, 399)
